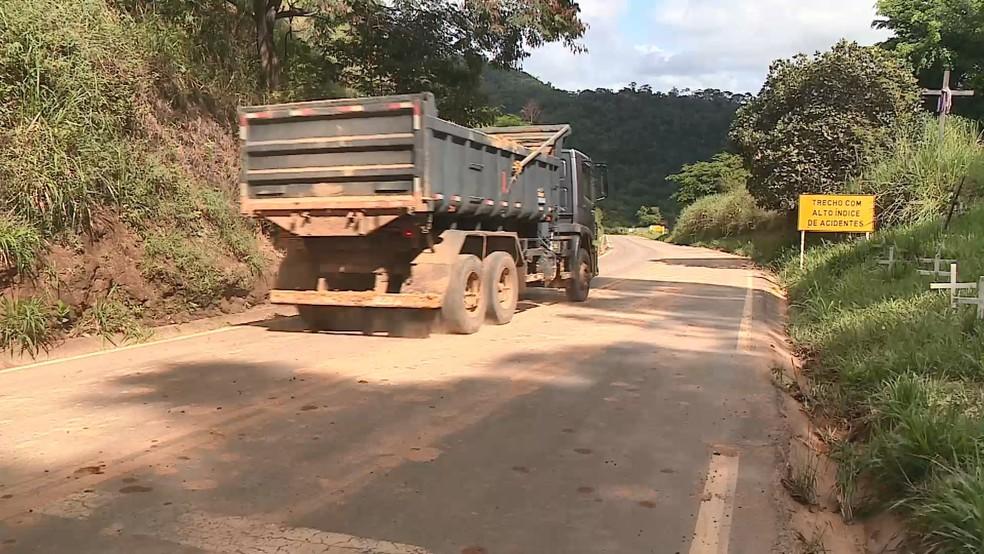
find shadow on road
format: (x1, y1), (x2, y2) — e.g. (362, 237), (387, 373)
(651, 257), (756, 270)
(0, 262), (790, 553)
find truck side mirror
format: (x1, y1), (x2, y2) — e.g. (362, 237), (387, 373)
(596, 163), (610, 201)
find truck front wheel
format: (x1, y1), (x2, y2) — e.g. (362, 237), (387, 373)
(565, 248), (592, 303)
(483, 252), (518, 325)
(442, 255), (487, 334)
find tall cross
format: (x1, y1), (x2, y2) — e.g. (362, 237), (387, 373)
(922, 70), (975, 139)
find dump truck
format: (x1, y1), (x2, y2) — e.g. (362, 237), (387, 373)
(239, 92), (608, 335)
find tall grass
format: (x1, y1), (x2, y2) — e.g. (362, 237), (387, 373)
(0, 297), (59, 356)
(0, 0), (269, 341)
(853, 115), (984, 227)
(785, 204), (984, 551)
(0, 217), (43, 276)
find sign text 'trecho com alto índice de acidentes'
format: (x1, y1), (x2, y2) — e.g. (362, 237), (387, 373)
(798, 194), (876, 233)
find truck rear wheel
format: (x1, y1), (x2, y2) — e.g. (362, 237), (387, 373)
(442, 255), (486, 334)
(565, 248), (592, 303)
(483, 252), (518, 325)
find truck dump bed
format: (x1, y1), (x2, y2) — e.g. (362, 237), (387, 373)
(239, 93), (567, 233)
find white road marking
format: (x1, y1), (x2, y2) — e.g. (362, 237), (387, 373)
(736, 275), (756, 353)
(689, 451), (741, 554)
(0, 326), (240, 376)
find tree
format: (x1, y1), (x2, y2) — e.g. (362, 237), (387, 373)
(875, 0), (984, 119)
(636, 206), (663, 227)
(668, 153), (749, 207)
(222, 0), (585, 92)
(492, 113), (527, 127)
(521, 99), (543, 123)
(730, 40), (920, 211)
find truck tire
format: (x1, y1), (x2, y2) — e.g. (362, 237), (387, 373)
(483, 252), (519, 325)
(565, 248), (592, 303)
(442, 255), (486, 334)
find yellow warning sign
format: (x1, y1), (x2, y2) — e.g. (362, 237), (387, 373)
(798, 195), (876, 233)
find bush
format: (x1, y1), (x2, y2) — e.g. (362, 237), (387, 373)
(670, 186), (785, 242)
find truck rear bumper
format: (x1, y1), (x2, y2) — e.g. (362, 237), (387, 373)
(270, 290), (443, 309)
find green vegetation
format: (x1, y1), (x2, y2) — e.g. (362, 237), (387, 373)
(668, 153), (749, 207)
(731, 40), (921, 211)
(853, 115), (984, 227)
(0, 297), (61, 356)
(76, 288), (150, 345)
(669, 187), (790, 264)
(783, 205), (984, 550)
(877, 0), (984, 120)
(484, 68), (748, 225)
(0, 218), (43, 276)
(635, 206), (664, 227)
(142, 232), (252, 309)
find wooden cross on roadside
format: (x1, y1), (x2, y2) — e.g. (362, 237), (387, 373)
(923, 70), (975, 139)
(930, 263), (977, 308)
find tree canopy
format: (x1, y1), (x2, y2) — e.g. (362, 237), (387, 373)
(876, 0), (984, 119)
(240, 0), (585, 96)
(668, 153), (749, 207)
(731, 40), (920, 211)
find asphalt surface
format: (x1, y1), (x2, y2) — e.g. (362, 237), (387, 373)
(0, 236), (793, 553)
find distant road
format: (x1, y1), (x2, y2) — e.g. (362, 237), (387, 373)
(0, 236), (793, 553)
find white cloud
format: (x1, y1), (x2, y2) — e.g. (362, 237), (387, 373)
(521, 0), (892, 93)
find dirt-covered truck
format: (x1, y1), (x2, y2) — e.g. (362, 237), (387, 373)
(238, 93), (608, 335)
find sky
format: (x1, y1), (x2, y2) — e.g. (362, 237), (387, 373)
(522, 0), (892, 93)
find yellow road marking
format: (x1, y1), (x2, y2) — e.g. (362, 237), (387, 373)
(689, 451), (741, 554)
(736, 275), (756, 353)
(0, 326), (240, 376)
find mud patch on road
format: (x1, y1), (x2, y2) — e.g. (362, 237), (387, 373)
(577, 486), (595, 494)
(119, 485), (153, 494)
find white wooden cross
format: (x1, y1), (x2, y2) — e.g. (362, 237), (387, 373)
(923, 70), (976, 139)
(917, 250), (959, 278)
(877, 246), (900, 272)
(956, 278), (984, 319)
(930, 264), (977, 308)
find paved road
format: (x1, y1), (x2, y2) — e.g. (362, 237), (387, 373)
(0, 236), (792, 553)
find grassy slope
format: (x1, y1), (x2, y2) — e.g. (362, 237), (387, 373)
(784, 207), (984, 551)
(0, 0), (273, 354)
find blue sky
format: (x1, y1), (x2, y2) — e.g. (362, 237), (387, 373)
(523, 0), (891, 93)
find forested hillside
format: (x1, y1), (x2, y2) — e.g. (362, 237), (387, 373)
(483, 69), (751, 225)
